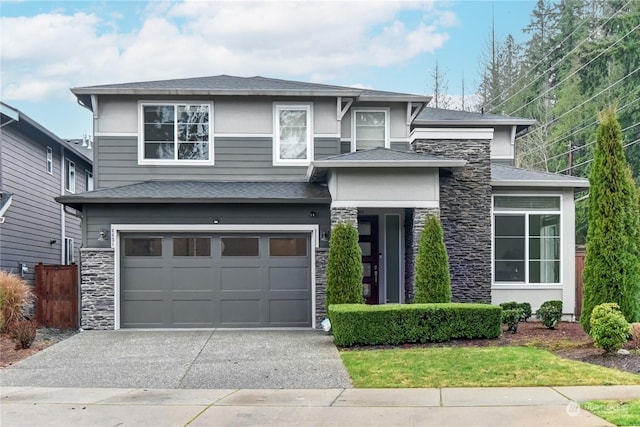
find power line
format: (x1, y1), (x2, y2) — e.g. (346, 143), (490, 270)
(522, 99), (639, 163)
(488, 0), (634, 112)
(555, 136), (640, 174)
(507, 22), (640, 116)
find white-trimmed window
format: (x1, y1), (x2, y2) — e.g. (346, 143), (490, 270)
(64, 237), (74, 264)
(139, 102), (212, 165)
(493, 195), (561, 284)
(64, 158), (75, 193)
(46, 146), (53, 174)
(352, 108), (389, 151)
(86, 170), (94, 191)
(273, 104), (312, 165)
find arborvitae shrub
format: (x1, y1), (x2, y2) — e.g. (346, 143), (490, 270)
(326, 222), (364, 307)
(413, 215), (451, 303)
(581, 106), (640, 332)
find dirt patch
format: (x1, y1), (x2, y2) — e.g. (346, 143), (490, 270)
(344, 322), (640, 375)
(0, 328), (77, 368)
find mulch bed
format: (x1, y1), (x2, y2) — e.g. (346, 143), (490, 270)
(0, 328), (77, 368)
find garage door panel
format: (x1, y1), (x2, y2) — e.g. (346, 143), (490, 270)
(220, 299), (261, 325)
(220, 267), (261, 291)
(121, 300), (165, 326)
(122, 290), (165, 300)
(269, 299), (310, 324)
(122, 267), (167, 291)
(269, 267), (310, 291)
(172, 300), (214, 326)
(170, 267), (215, 291)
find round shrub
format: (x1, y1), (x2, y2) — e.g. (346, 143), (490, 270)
(590, 303), (631, 353)
(326, 222), (363, 307)
(501, 309), (522, 334)
(536, 300), (563, 329)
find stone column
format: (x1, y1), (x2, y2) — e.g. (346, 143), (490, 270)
(80, 248), (115, 330)
(330, 207), (358, 229)
(405, 207), (440, 302)
(314, 247), (329, 328)
(411, 138), (492, 303)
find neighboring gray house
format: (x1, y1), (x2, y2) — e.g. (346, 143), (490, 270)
(0, 102), (93, 283)
(58, 75), (588, 330)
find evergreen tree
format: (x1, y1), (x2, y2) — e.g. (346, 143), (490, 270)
(581, 106), (640, 332)
(413, 215), (452, 303)
(326, 222), (364, 307)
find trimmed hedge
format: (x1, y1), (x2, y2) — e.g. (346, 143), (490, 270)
(328, 303), (502, 347)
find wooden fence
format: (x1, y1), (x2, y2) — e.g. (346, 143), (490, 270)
(35, 263), (78, 328)
(575, 249), (586, 320)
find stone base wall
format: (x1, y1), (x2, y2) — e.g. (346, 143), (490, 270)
(411, 139), (492, 303)
(330, 207), (358, 228)
(80, 248), (115, 330)
(404, 207), (441, 302)
(314, 247), (329, 328)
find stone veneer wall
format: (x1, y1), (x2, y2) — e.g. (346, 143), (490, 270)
(411, 139), (492, 303)
(315, 247), (329, 328)
(80, 248), (115, 330)
(404, 207), (441, 302)
(330, 207), (358, 228)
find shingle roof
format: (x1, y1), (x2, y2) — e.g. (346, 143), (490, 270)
(56, 181), (331, 210)
(71, 75), (430, 111)
(492, 164), (589, 188)
(64, 138), (94, 161)
(308, 148), (466, 182)
(415, 107), (535, 131)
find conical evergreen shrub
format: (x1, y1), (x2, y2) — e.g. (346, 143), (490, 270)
(413, 215), (452, 303)
(326, 222), (364, 307)
(581, 106), (640, 333)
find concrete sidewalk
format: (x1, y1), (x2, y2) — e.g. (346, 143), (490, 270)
(2, 385), (638, 426)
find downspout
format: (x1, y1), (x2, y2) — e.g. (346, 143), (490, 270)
(60, 146), (66, 264)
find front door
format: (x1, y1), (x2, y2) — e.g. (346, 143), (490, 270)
(358, 216), (379, 304)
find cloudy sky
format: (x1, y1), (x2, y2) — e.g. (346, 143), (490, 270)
(1, 0), (535, 138)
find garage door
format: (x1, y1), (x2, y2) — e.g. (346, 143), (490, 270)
(120, 233), (311, 328)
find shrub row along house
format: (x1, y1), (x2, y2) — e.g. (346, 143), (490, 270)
(0, 102), (93, 283)
(56, 75), (588, 330)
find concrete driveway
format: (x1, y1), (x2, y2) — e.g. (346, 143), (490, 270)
(0, 330), (352, 389)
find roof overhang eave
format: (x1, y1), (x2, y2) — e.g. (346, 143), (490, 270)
(360, 95), (432, 103)
(312, 159), (467, 168)
(70, 88), (364, 98)
(413, 118), (536, 126)
(491, 179), (590, 188)
(56, 197), (331, 207)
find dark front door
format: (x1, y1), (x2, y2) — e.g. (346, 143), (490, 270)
(358, 216), (379, 304)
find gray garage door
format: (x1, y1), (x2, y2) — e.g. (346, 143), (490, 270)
(120, 233), (311, 328)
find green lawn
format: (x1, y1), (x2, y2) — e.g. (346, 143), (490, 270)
(582, 400), (640, 426)
(340, 347), (640, 388)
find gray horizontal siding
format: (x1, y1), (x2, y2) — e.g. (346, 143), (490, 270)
(390, 141), (409, 151)
(85, 204), (331, 248)
(96, 136), (340, 188)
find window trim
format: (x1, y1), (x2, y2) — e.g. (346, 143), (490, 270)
(64, 158), (75, 193)
(138, 101), (214, 166)
(64, 237), (74, 264)
(85, 170), (94, 191)
(46, 146), (53, 174)
(351, 108), (390, 152)
(273, 103), (313, 166)
(492, 194), (563, 287)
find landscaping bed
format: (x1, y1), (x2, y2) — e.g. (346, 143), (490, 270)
(0, 327), (77, 368)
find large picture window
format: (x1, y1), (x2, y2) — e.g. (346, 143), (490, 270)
(493, 196), (561, 284)
(352, 109), (388, 151)
(274, 104), (311, 165)
(140, 103), (212, 164)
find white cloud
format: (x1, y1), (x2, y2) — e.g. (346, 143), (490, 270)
(0, 0), (455, 101)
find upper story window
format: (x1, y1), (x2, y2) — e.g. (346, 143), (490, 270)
(493, 196), (562, 285)
(64, 158), (75, 193)
(273, 104), (312, 165)
(352, 108), (389, 151)
(139, 102), (213, 165)
(46, 147), (53, 174)
(86, 170), (94, 191)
